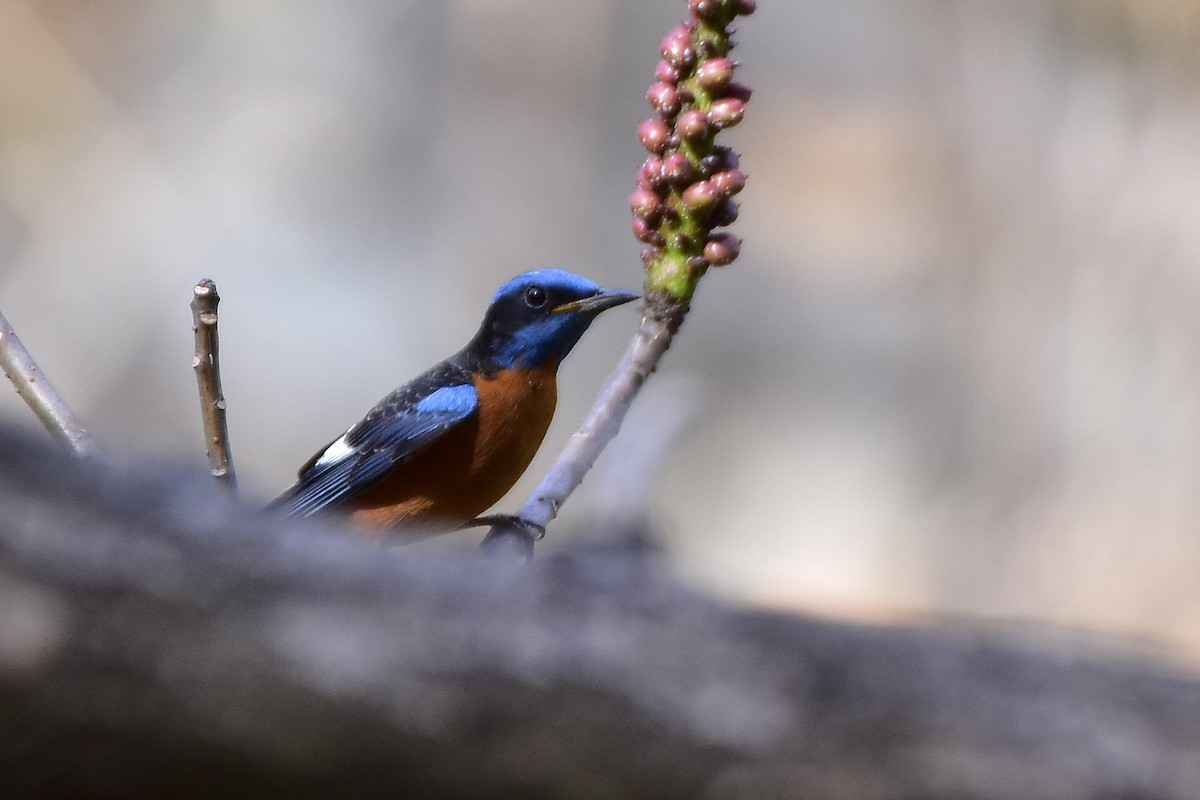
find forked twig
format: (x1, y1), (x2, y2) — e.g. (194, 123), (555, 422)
(191, 279), (237, 490)
(0, 309), (105, 460)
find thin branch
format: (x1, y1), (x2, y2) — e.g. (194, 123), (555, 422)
(516, 303), (680, 530)
(191, 279), (237, 491)
(0, 308), (105, 460)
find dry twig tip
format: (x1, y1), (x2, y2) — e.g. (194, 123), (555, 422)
(190, 279), (237, 490)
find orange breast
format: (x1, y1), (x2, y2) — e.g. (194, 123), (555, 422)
(349, 363), (558, 536)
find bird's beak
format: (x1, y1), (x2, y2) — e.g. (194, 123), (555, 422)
(553, 288), (641, 316)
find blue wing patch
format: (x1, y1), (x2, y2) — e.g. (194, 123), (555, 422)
(414, 384), (479, 416)
(274, 381), (478, 517)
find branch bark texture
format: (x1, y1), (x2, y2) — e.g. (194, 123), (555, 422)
(1, 425), (1198, 800)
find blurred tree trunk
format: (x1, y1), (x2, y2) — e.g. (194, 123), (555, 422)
(0, 426), (1197, 800)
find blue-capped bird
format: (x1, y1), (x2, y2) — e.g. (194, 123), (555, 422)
(272, 269), (639, 537)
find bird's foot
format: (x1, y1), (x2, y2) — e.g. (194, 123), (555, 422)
(465, 515), (545, 560)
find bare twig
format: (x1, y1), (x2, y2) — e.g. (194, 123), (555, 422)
(516, 303), (680, 530)
(191, 279), (237, 490)
(0, 309), (105, 460)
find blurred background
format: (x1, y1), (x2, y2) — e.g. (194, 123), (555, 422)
(3, 1), (1200, 659)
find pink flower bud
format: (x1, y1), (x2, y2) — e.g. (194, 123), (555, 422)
(711, 169), (746, 197)
(660, 24), (696, 70)
(675, 109), (710, 143)
(655, 60), (681, 85)
(707, 97), (745, 130)
(681, 181), (719, 215)
(696, 58), (734, 93)
(661, 153), (695, 188)
(704, 233), (741, 266)
(637, 157), (666, 191)
(647, 82), (682, 117)
(629, 188), (663, 221)
(637, 118), (671, 154)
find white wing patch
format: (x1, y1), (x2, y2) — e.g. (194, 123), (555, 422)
(312, 433), (356, 470)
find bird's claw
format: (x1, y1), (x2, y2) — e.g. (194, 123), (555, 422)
(467, 515), (546, 560)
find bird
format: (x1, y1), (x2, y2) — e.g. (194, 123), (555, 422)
(272, 269), (639, 538)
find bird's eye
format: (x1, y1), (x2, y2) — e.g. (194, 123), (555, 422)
(524, 285), (548, 308)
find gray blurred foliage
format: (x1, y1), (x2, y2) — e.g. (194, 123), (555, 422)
(2, 1), (1200, 659)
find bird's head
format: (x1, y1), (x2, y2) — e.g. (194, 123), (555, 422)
(472, 269), (640, 370)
